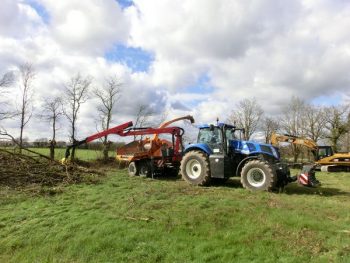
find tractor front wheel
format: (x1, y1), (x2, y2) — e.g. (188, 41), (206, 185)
(241, 160), (276, 191)
(180, 151), (211, 186)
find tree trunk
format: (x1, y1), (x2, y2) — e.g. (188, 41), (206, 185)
(103, 135), (109, 162)
(71, 147), (76, 160)
(19, 107), (25, 154)
(292, 145), (299, 163)
(19, 127), (23, 154)
(50, 118), (56, 161)
(331, 137), (338, 153)
(50, 142), (55, 160)
(71, 118), (76, 160)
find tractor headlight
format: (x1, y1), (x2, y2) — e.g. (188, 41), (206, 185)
(241, 143), (250, 154)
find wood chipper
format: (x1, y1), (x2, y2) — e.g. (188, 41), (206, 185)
(116, 115), (194, 176)
(62, 115), (195, 177)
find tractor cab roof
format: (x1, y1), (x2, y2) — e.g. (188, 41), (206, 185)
(198, 123), (236, 129)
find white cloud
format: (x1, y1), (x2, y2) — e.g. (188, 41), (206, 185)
(0, 0), (43, 37)
(1, 0), (350, 141)
(0, 0), (162, 141)
(39, 0), (130, 55)
(127, 0), (350, 115)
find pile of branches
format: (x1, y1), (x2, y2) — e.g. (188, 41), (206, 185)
(0, 149), (102, 192)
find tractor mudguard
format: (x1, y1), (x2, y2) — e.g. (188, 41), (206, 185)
(184, 143), (213, 156)
(235, 156), (260, 177)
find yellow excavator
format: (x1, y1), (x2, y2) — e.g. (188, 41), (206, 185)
(271, 133), (350, 172)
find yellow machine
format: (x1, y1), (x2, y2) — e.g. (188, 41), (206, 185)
(271, 133), (350, 172)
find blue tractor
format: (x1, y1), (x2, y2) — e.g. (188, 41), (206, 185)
(180, 122), (294, 191)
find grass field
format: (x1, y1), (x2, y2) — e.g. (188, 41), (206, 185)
(26, 147), (115, 161)
(1, 167), (350, 262)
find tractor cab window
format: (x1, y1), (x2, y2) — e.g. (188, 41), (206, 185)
(225, 129), (237, 141)
(197, 127), (222, 145)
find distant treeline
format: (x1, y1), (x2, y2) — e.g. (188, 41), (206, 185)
(0, 139), (126, 151)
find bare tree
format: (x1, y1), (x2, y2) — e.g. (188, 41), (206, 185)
(38, 97), (63, 160)
(0, 71), (15, 121)
(302, 105), (326, 142)
(154, 110), (169, 127)
(0, 72), (14, 87)
(339, 131), (350, 152)
(94, 76), (122, 162)
(63, 73), (92, 160)
(261, 116), (279, 144)
(133, 104), (153, 140)
(279, 96), (306, 163)
(324, 105), (349, 152)
(17, 63), (35, 153)
(227, 98), (264, 140)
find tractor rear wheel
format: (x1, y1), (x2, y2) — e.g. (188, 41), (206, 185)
(241, 160), (276, 191)
(180, 151), (211, 186)
(128, 162), (139, 176)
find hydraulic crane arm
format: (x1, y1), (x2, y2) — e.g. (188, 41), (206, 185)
(64, 121), (133, 160)
(270, 133), (318, 151)
(63, 121), (186, 161)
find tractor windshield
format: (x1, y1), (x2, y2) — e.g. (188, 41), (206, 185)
(197, 127), (222, 146)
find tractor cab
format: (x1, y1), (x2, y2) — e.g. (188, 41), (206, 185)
(194, 123), (278, 161)
(197, 125), (223, 147)
(196, 123), (241, 155)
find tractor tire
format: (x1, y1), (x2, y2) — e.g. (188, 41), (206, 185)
(180, 151), (211, 186)
(128, 162), (139, 176)
(139, 161), (151, 177)
(240, 160), (276, 191)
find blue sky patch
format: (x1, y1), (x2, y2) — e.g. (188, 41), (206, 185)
(116, 0), (134, 9)
(27, 0), (50, 24)
(105, 44), (153, 72)
(311, 94), (342, 106)
(185, 73), (214, 94)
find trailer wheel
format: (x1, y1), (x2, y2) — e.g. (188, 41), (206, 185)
(128, 162), (139, 176)
(139, 161), (151, 177)
(180, 150), (211, 186)
(241, 160), (276, 191)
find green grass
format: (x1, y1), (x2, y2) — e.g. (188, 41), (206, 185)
(26, 148), (115, 161)
(1, 170), (350, 262)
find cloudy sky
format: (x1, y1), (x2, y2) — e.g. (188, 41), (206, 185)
(1, 0), (350, 141)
